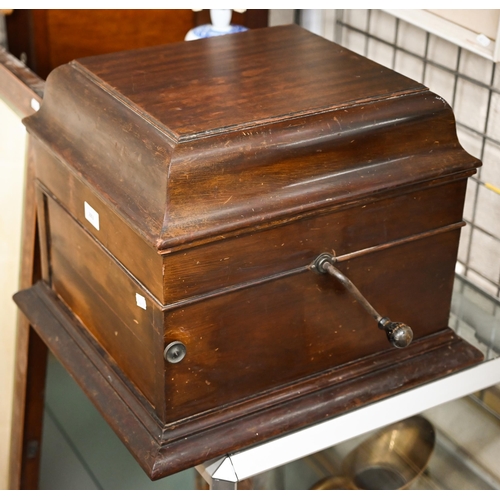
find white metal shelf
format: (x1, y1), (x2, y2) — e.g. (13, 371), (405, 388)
(384, 9), (500, 62)
(196, 356), (500, 488)
(197, 272), (500, 489)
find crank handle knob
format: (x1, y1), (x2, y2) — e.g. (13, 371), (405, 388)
(378, 317), (413, 348)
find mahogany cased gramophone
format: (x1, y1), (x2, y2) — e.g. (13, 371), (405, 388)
(16, 25), (483, 479)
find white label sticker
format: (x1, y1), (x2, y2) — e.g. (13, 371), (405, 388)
(84, 201), (100, 230)
(476, 33), (491, 47)
(31, 98), (40, 111)
(135, 293), (147, 310)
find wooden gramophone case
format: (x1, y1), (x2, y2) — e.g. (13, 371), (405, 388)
(17, 25), (483, 478)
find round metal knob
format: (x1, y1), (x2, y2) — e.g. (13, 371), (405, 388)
(164, 341), (187, 363)
(378, 318), (413, 349)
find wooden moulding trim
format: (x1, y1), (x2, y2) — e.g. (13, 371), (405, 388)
(156, 170), (477, 254)
(155, 324), (483, 445)
(34, 134), (475, 261)
(153, 221), (465, 311)
(71, 62), (179, 145)
(13, 281), (484, 480)
(150, 332), (483, 479)
(334, 220), (465, 262)
(13, 282), (164, 443)
(37, 183), (469, 312)
(37, 178), (468, 311)
(161, 221), (467, 311)
(174, 89), (423, 142)
(30, 138), (161, 248)
(156, 169), (478, 251)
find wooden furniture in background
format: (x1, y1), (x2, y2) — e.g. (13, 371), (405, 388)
(5, 9), (269, 79)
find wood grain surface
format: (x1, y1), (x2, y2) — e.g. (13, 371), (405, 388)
(18, 25), (484, 481)
(0, 48), (43, 117)
(76, 24), (423, 138)
(23, 26), (480, 251)
(14, 282), (485, 479)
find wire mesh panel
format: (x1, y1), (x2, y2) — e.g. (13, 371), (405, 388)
(332, 9), (500, 299)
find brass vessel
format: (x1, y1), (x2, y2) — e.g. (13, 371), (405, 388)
(312, 415), (435, 490)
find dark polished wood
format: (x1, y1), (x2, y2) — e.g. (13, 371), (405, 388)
(38, 186), (469, 422)
(0, 48), (43, 116)
(33, 137), (469, 303)
(25, 26), (478, 252)
(18, 25), (484, 480)
(14, 282), (484, 479)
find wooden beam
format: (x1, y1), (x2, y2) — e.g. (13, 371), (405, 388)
(0, 49), (46, 490)
(0, 47), (44, 118)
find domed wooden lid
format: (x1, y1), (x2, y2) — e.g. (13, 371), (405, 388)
(24, 25), (479, 251)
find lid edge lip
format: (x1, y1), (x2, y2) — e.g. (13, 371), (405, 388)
(71, 59), (429, 144)
(156, 166), (478, 252)
(175, 88), (431, 143)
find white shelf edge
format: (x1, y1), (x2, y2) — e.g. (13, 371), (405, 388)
(383, 9), (498, 62)
(200, 357), (500, 483)
(494, 17), (500, 62)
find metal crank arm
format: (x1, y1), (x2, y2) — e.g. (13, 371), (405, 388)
(310, 253), (413, 349)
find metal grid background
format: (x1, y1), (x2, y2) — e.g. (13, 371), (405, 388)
(293, 5), (500, 433)
(324, 10), (500, 299)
